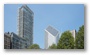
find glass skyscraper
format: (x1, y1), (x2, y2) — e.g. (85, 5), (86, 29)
(18, 5), (34, 47)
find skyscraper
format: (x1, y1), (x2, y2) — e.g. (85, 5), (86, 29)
(18, 5), (34, 47)
(45, 26), (60, 49)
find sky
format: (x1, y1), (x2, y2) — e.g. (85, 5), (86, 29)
(4, 4), (84, 49)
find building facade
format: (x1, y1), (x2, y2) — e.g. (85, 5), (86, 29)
(45, 26), (60, 49)
(70, 30), (76, 40)
(11, 32), (26, 49)
(4, 32), (11, 49)
(17, 5), (34, 47)
(4, 32), (26, 49)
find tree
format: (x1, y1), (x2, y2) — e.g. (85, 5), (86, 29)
(57, 31), (74, 49)
(75, 25), (84, 49)
(28, 44), (40, 49)
(49, 44), (57, 49)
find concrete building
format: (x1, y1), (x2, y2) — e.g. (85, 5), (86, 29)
(70, 30), (76, 40)
(4, 32), (11, 49)
(45, 26), (60, 49)
(17, 5), (34, 47)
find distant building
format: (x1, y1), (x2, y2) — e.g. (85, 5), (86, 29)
(4, 32), (11, 49)
(70, 30), (76, 40)
(17, 5), (34, 47)
(45, 26), (60, 49)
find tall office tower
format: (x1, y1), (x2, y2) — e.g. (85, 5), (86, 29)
(70, 30), (76, 41)
(17, 5), (34, 48)
(45, 26), (60, 49)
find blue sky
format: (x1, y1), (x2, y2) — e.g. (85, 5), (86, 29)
(4, 4), (84, 49)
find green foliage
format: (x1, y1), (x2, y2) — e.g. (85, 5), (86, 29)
(57, 31), (74, 49)
(75, 25), (84, 49)
(28, 44), (40, 49)
(49, 44), (57, 49)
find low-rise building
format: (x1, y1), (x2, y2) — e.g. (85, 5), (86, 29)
(11, 32), (27, 49)
(4, 32), (11, 49)
(4, 32), (27, 49)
